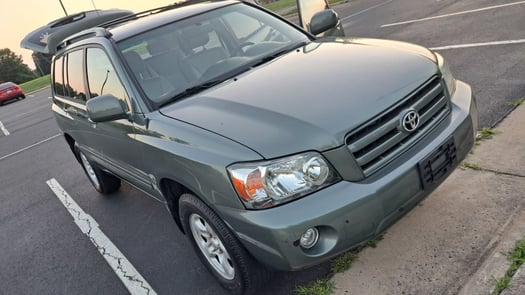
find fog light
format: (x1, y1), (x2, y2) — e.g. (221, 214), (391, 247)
(300, 227), (319, 249)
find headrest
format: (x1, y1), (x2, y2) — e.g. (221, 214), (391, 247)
(179, 24), (212, 53)
(148, 35), (174, 55)
(123, 51), (147, 79)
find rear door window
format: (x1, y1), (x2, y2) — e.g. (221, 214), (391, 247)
(53, 56), (66, 96)
(65, 50), (87, 101)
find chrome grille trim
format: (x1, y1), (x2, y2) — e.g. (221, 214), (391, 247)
(346, 76), (450, 176)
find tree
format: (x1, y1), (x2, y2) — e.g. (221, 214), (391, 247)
(0, 48), (37, 84)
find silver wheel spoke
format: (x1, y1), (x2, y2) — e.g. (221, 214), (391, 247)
(80, 153), (100, 190)
(189, 213), (235, 280)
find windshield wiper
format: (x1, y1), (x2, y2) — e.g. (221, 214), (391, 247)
(158, 79), (223, 108)
(250, 41), (309, 68)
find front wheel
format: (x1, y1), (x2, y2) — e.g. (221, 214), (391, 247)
(179, 193), (270, 295)
(76, 146), (120, 194)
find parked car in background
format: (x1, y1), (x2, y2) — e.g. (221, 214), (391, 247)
(0, 82), (25, 105)
(24, 0), (478, 294)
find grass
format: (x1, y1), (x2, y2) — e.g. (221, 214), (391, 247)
(476, 128), (498, 144)
(461, 161), (482, 171)
(262, 0), (345, 13)
(295, 279), (334, 295)
(19, 75), (50, 94)
(294, 234), (385, 294)
(262, 0), (297, 12)
(331, 251), (358, 273)
(491, 238), (525, 294)
(507, 98), (525, 107)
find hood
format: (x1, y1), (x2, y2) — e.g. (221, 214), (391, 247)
(160, 39), (438, 158)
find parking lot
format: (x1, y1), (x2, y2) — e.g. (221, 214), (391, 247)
(1, 0), (524, 294)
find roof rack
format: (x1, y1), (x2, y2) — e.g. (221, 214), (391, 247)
(56, 27), (112, 52)
(100, 0), (215, 28)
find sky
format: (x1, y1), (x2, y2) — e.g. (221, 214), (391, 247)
(1, 0), (174, 69)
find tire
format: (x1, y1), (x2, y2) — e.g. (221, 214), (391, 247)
(179, 193), (270, 295)
(76, 147), (121, 194)
(20, 94), (26, 99)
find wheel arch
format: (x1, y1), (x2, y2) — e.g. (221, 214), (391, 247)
(63, 133), (80, 162)
(159, 178), (196, 234)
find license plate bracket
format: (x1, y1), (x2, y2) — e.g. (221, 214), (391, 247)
(418, 137), (457, 190)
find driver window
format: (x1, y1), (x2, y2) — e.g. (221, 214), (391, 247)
(86, 47), (129, 110)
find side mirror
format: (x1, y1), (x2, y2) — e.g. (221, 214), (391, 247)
(86, 94), (128, 122)
(310, 9), (339, 35)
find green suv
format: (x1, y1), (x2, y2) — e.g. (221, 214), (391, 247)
(49, 1), (478, 293)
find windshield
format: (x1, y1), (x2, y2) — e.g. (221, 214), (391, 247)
(118, 3), (310, 106)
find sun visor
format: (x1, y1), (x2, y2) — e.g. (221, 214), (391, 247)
(21, 9), (133, 55)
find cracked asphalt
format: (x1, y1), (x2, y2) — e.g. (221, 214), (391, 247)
(1, 0), (523, 294)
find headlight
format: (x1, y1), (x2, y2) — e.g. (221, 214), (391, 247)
(228, 152), (340, 209)
(435, 52), (456, 97)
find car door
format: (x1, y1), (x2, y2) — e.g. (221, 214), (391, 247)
(296, 0), (345, 37)
(82, 46), (153, 189)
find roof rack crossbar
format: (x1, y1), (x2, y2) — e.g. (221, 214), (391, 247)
(56, 27), (112, 52)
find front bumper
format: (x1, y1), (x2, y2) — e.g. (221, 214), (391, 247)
(219, 80), (478, 271)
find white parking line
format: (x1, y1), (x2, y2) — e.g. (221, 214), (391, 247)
(0, 134), (61, 161)
(46, 178), (157, 295)
(341, 0), (393, 21)
(430, 39), (525, 50)
(381, 0), (525, 27)
(0, 121), (9, 136)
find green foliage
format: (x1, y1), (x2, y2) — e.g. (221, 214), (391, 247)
(262, 0), (295, 12)
(19, 75), (51, 94)
(295, 279), (334, 295)
(491, 238), (525, 294)
(263, 0), (342, 13)
(507, 98), (525, 107)
(331, 251), (358, 273)
(366, 234), (384, 248)
(476, 128), (498, 144)
(492, 276), (511, 294)
(461, 161), (482, 171)
(0, 48), (37, 84)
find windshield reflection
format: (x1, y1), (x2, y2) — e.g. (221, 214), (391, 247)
(118, 3), (310, 106)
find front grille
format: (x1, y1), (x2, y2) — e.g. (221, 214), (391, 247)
(346, 76), (450, 176)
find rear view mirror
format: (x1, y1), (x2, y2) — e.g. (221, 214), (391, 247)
(86, 94), (128, 122)
(309, 9), (339, 35)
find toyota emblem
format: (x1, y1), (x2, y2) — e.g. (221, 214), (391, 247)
(400, 109), (420, 133)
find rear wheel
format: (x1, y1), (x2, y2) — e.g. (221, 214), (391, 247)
(179, 193), (270, 295)
(76, 147), (120, 194)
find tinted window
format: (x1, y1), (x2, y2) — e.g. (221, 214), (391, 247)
(86, 47), (129, 108)
(53, 56), (65, 96)
(65, 50), (87, 101)
(0, 82), (15, 90)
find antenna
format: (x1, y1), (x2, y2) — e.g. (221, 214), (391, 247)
(90, 0), (101, 17)
(59, 0), (68, 16)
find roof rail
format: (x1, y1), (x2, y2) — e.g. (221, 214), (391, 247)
(56, 27), (112, 52)
(100, 0), (214, 28)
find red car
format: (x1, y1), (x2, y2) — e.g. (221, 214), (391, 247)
(0, 82), (25, 105)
